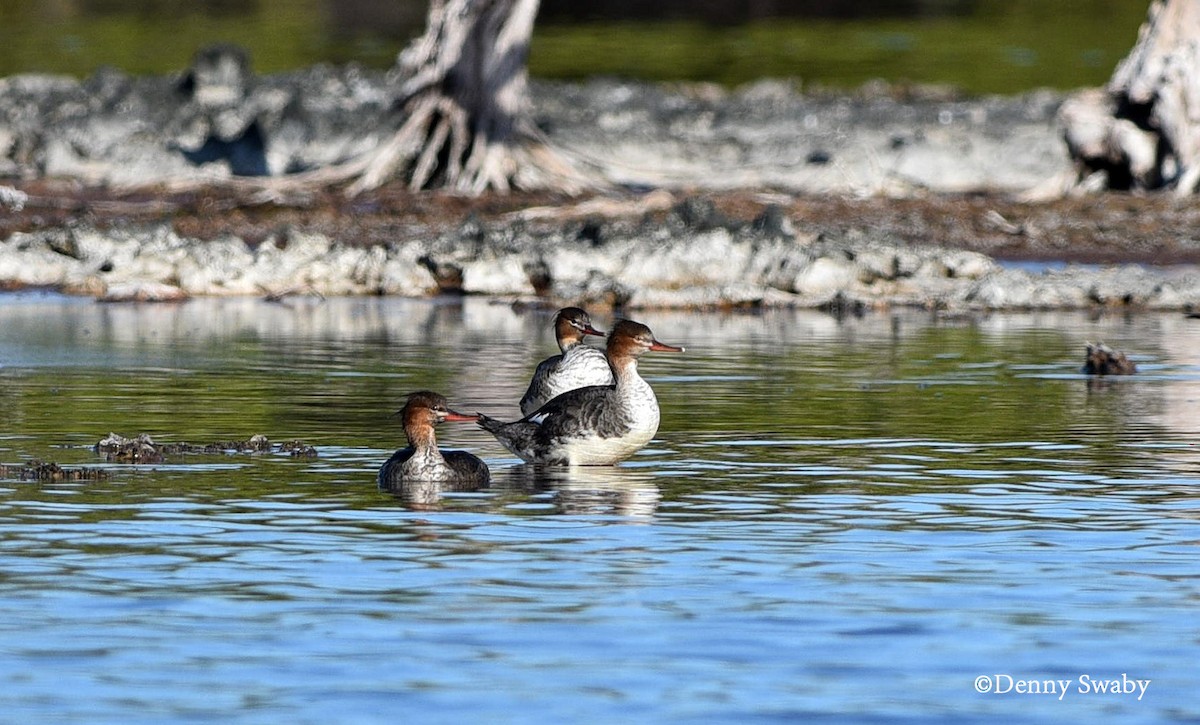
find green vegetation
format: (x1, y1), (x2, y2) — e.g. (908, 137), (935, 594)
(0, 0), (361, 78)
(530, 1), (1149, 94)
(0, 0), (1149, 93)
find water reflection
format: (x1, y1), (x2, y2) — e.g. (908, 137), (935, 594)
(500, 464), (663, 518)
(378, 461), (663, 517)
(380, 475), (493, 511)
(5, 293), (1200, 454)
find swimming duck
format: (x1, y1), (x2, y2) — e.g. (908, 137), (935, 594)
(478, 320), (684, 465)
(1083, 342), (1137, 375)
(519, 307), (613, 416)
(378, 391), (490, 487)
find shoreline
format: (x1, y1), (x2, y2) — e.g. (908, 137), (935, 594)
(3, 187), (1198, 311)
(2, 71), (1198, 311)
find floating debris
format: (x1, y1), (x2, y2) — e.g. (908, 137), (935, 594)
(94, 433), (318, 462)
(95, 433), (164, 463)
(260, 285), (326, 305)
(278, 440), (319, 457)
(0, 460), (107, 481)
(1083, 342), (1137, 375)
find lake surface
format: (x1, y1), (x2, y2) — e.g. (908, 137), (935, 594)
(0, 292), (1196, 723)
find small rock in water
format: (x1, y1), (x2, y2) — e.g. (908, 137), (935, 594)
(95, 432), (164, 463)
(94, 433), (318, 462)
(279, 440), (319, 457)
(0, 460), (107, 481)
(1083, 342), (1137, 375)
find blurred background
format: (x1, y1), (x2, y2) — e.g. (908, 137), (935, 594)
(0, 0), (1148, 94)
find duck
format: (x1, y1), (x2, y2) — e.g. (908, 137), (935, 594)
(519, 307), (614, 416)
(1083, 342), (1137, 375)
(378, 391), (490, 487)
(478, 320), (684, 465)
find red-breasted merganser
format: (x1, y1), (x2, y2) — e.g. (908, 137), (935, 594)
(478, 320), (684, 465)
(378, 391), (490, 487)
(519, 307), (613, 416)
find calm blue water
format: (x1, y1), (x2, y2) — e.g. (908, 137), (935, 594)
(0, 293), (1196, 723)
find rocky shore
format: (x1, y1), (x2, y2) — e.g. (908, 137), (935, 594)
(2, 56), (1198, 311)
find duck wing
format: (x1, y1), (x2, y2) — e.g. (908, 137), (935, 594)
(445, 450), (490, 486)
(519, 353), (565, 417)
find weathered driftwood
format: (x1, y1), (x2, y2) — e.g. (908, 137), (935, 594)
(1061, 0), (1200, 194)
(356, 0), (592, 195)
(269, 0), (594, 197)
(150, 0), (596, 198)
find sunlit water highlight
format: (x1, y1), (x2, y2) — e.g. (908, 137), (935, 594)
(1, 293), (1197, 723)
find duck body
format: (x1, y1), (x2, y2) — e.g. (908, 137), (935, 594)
(487, 375), (660, 465)
(480, 320), (683, 466)
(378, 391), (489, 487)
(519, 307), (613, 416)
(519, 345), (613, 418)
(378, 445), (490, 487)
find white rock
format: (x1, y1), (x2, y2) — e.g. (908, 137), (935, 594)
(792, 255), (857, 296)
(176, 236), (256, 294)
(0, 232), (82, 285)
(621, 229), (750, 289)
(380, 258), (438, 296)
(462, 256), (535, 295)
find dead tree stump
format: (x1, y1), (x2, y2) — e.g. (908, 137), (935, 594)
(248, 0), (596, 198)
(1060, 0), (1200, 193)
(349, 0), (595, 195)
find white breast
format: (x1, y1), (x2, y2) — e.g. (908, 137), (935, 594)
(552, 346), (613, 395)
(557, 375), (660, 466)
(522, 346), (614, 416)
(401, 448), (452, 481)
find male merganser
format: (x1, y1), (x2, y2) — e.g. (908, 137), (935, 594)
(378, 391), (490, 487)
(519, 307), (613, 416)
(478, 320), (684, 465)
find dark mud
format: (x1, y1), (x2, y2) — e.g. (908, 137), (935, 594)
(5, 181), (1198, 268)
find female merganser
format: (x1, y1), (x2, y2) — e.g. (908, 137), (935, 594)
(519, 307), (613, 416)
(478, 320), (684, 465)
(378, 391), (490, 487)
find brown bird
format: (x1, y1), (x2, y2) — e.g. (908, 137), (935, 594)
(378, 391), (489, 487)
(519, 307), (613, 417)
(1083, 342), (1137, 375)
(479, 320), (684, 466)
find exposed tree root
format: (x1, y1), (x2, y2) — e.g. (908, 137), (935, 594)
(130, 0), (601, 200)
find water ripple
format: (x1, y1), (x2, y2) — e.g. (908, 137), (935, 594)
(1, 299), (1198, 722)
